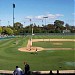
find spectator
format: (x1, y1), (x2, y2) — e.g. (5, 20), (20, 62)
(24, 62), (30, 75)
(13, 66), (23, 75)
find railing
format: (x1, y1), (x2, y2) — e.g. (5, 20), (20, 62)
(0, 70), (75, 75)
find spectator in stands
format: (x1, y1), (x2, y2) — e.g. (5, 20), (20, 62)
(13, 66), (23, 75)
(24, 62), (30, 75)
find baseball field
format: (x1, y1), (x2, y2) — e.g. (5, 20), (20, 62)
(0, 34), (75, 71)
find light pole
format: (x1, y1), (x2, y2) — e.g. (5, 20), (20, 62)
(13, 3), (15, 27)
(25, 18), (31, 26)
(30, 19), (31, 25)
(8, 21), (9, 26)
(32, 23), (34, 35)
(30, 19), (32, 47)
(39, 19), (43, 26)
(43, 17), (48, 26)
(24, 22), (25, 27)
(42, 19), (43, 26)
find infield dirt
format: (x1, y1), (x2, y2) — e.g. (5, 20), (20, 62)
(18, 39), (75, 52)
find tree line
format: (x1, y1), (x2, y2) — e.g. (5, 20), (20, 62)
(0, 20), (75, 35)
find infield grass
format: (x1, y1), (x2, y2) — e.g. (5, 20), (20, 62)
(33, 41), (74, 48)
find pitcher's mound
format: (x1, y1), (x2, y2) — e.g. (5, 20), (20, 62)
(18, 47), (44, 52)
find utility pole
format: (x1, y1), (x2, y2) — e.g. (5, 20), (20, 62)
(13, 3), (15, 27)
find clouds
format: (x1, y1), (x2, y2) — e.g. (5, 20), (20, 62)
(47, 13), (64, 18)
(23, 13), (64, 25)
(35, 15), (44, 19)
(21, 12), (74, 26)
(25, 13), (64, 20)
(25, 16), (33, 19)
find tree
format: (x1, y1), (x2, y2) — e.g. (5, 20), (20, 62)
(2, 27), (13, 35)
(70, 26), (75, 33)
(54, 20), (64, 32)
(0, 26), (2, 34)
(33, 25), (42, 33)
(54, 20), (64, 28)
(13, 29), (18, 35)
(65, 23), (71, 29)
(6, 28), (13, 35)
(46, 24), (55, 33)
(14, 22), (23, 30)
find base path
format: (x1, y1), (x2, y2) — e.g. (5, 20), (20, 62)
(18, 39), (75, 52)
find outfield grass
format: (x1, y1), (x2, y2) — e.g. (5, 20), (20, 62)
(32, 35), (75, 39)
(0, 35), (75, 71)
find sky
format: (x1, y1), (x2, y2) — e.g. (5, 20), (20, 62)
(0, 0), (74, 27)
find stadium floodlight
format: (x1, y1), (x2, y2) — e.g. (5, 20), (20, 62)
(13, 3), (15, 27)
(43, 17), (48, 26)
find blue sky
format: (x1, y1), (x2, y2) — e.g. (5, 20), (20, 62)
(0, 0), (74, 26)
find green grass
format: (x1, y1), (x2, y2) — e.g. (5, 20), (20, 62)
(33, 41), (75, 48)
(32, 35), (75, 39)
(0, 35), (75, 71)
